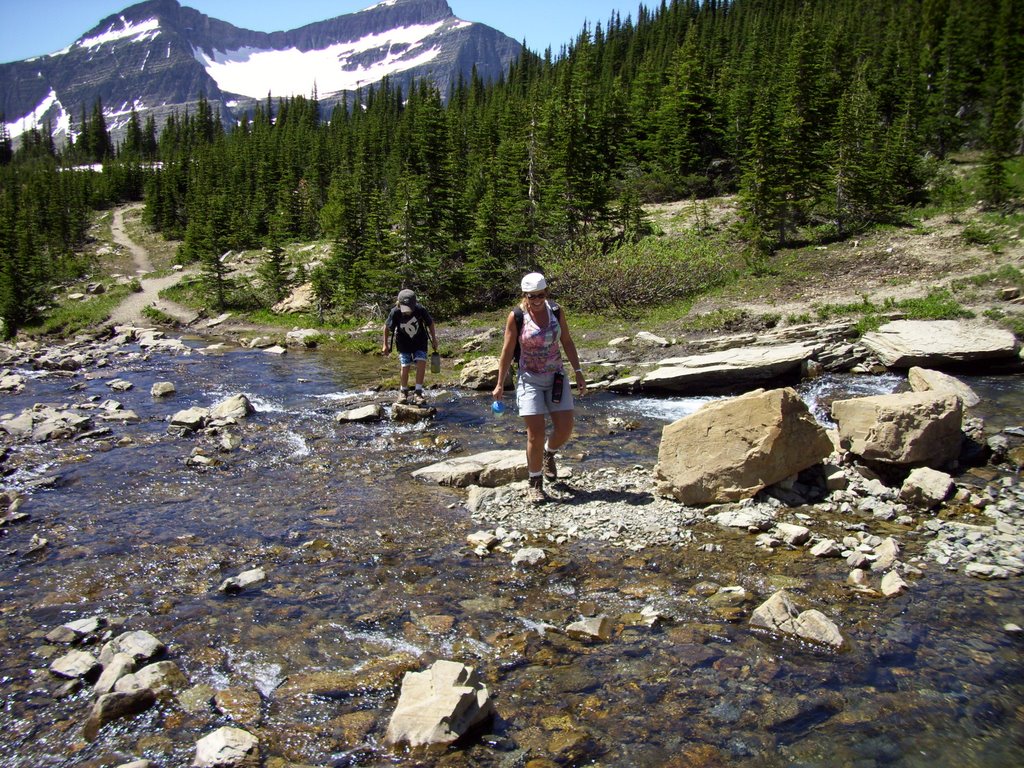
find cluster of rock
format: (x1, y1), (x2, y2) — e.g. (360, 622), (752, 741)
(337, 400), (438, 425)
(45, 619), (260, 766)
(0, 325), (195, 449)
(0, 327), (263, 505)
(0, 325), (192, 374)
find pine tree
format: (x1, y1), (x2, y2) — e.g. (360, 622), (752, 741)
(829, 69), (884, 236)
(258, 245), (289, 305)
(980, 0), (1024, 209)
(0, 121), (12, 166)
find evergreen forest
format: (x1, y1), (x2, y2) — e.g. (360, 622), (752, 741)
(1, 0), (1022, 337)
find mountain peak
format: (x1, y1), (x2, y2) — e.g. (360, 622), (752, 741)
(1, 0), (520, 144)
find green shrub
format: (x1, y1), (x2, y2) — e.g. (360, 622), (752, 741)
(546, 234), (731, 317)
(961, 223), (997, 246)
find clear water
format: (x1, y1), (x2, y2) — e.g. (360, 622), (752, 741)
(0, 340), (1021, 767)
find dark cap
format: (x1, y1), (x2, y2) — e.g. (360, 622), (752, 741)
(398, 289), (417, 306)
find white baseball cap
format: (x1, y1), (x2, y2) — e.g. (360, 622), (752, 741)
(521, 272), (547, 293)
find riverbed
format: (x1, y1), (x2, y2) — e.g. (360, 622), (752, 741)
(1, 336), (1021, 768)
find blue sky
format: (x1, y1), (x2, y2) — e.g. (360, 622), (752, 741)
(0, 1), (636, 64)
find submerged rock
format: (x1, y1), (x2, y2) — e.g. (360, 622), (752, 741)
(193, 726), (259, 768)
(84, 689), (157, 742)
(218, 567), (267, 595)
(750, 590), (845, 650)
(565, 616), (614, 641)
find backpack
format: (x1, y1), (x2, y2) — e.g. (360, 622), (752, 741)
(512, 302), (561, 366)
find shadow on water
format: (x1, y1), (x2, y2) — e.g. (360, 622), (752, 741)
(0, 340), (1021, 767)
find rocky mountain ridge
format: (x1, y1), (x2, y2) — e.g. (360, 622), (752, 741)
(1, 0), (520, 145)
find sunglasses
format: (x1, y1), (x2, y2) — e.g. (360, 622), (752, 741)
(524, 292), (546, 299)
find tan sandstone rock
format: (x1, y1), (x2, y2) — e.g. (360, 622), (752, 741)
(907, 366), (980, 407)
(831, 391), (962, 468)
(861, 320), (1019, 367)
(653, 387), (833, 505)
(385, 660), (494, 751)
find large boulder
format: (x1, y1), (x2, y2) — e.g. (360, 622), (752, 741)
(830, 391), (963, 468)
(907, 366), (980, 407)
(640, 342), (817, 394)
(653, 388), (833, 505)
(210, 394), (255, 421)
(272, 283), (314, 314)
(385, 660), (494, 751)
(861, 320), (1020, 368)
(412, 450), (527, 487)
(460, 357), (507, 390)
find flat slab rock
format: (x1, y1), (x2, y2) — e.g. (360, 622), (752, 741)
(861, 320), (1021, 367)
(412, 450), (527, 488)
(640, 342), (817, 393)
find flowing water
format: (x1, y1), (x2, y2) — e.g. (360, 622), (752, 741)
(0, 337), (1021, 768)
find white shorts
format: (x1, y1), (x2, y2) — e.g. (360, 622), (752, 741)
(516, 369), (574, 416)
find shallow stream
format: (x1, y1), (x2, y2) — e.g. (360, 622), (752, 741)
(0, 337), (1021, 768)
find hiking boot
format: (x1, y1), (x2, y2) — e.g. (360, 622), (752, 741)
(411, 391), (427, 406)
(527, 476), (546, 505)
(395, 390), (409, 404)
(543, 449), (558, 480)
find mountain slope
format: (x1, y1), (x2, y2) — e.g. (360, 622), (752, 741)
(1, 0), (521, 143)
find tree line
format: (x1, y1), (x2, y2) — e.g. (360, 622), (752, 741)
(1, 0), (1021, 334)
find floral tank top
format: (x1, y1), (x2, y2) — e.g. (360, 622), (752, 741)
(519, 302), (563, 374)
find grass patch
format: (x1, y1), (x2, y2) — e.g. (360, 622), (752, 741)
(141, 305), (178, 325)
(952, 264), (1024, 291)
(680, 307), (753, 333)
(22, 284), (137, 337)
(811, 288), (973, 335)
(894, 289), (973, 320)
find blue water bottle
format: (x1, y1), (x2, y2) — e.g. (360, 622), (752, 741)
(491, 400), (506, 414)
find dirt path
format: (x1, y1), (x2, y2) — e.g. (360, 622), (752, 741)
(107, 204), (199, 328)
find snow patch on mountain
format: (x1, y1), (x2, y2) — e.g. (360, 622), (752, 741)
(194, 21), (458, 98)
(79, 17), (162, 51)
(5, 89), (71, 140)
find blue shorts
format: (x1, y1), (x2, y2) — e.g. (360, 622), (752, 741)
(399, 350), (428, 366)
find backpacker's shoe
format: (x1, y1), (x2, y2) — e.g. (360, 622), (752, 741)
(527, 475), (546, 505)
(543, 449), (558, 480)
(411, 391), (427, 406)
(395, 390), (409, 404)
